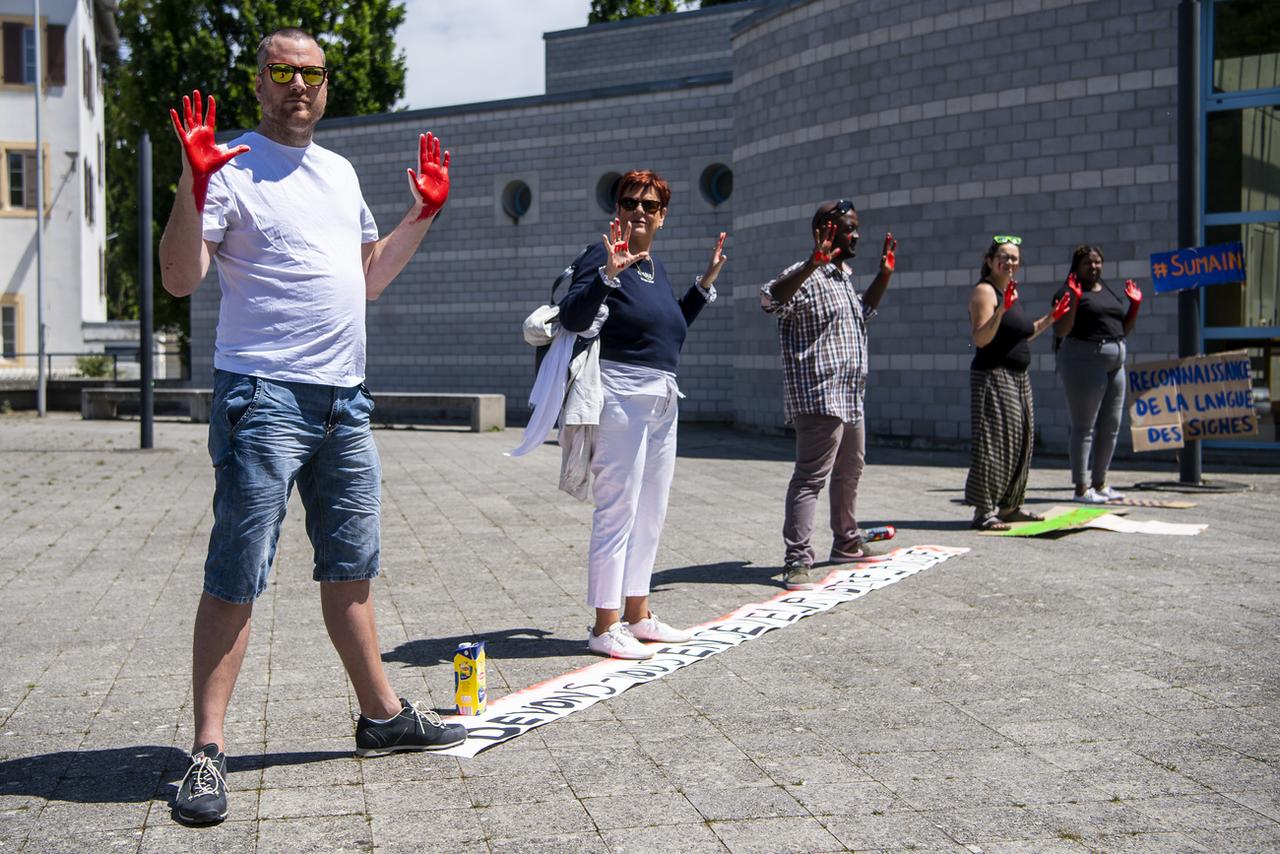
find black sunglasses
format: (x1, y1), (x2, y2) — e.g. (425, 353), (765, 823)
(832, 199), (855, 215)
(618, 196), (663, 214)
(261, 63), (328, 87)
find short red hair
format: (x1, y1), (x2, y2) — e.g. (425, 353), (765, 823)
(617, 170), (671, 210)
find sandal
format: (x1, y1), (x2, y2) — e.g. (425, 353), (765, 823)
(999, 507), (1045, 523)
(971, 514), (1011, 531)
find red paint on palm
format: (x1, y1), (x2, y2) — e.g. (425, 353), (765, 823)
(168, 90), (249, 213)
(408, 132), (450, 221)
(1067, 272), (1082, 301)
(1003, 280), (1019, 311)
(1051, 291), (1073, 320)
(881, 232), (897, 272)
(1124, 279), (1142, 305)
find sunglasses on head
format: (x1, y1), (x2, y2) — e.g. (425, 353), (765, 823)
(993, 234), (1022, 245)
(262, 63), (328, 87)
(832, 199), (855, 215)
(618, 196), (663, 214)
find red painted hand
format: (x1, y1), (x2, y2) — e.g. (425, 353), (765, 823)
(168, 90), (249, 213)
(407, 132), (450, 221)
(811, 220), (839, 266)
(1067, 272), (1082, 301)
(881, 232), (897, 273)
(1125, 279), (1142, 305)
(1002, 280), (1019, 311)
(1051, 291), (1073, 320)
(601, 218), (648, 278)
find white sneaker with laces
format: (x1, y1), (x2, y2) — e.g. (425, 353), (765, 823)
(1073, 488), (1108, 504)
(626, 613), (692, 643)
(587, 622), (654, 659)
(1096, 485), (1124, 501)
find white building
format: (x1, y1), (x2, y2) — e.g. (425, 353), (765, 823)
(0, 0), (113, 374)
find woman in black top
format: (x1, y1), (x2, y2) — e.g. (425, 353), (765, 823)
(557, 170), (727, 660)
(1052, 245), (1143, 503)
(964, 237), (1073, 530)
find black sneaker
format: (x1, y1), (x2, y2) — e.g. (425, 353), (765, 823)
(354, 698), (467, 757)
(173, 743), (228, 825)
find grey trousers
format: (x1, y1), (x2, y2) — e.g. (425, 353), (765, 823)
(782, 414), (866, 567)
(1057, 337), (1127, 488)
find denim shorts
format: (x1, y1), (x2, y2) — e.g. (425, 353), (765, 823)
(204, 369), (381, 603)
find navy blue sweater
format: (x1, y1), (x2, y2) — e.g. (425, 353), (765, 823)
(557, 242), (708, 374)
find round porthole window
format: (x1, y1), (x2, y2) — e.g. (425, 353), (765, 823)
(596, 172), (623, 213)
(699, 163), (733, 206)
(502, 180), (533, 223)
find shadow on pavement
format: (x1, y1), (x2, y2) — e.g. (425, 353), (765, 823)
(382, 628), (584, 667)
(0, 746), (349, 804)
(893, 519), (977, 532)
(650, 560), (775, 590)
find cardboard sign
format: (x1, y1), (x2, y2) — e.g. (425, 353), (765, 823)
(981, 505), (1115, 536)
(1127, 350), (1257, 451)
(1149, 241), (1245, 293)
(434, 546), (967, 757)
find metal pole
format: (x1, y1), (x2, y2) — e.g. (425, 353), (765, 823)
(33, 0), (46, 416)
(139, 132), (154, 449)
(1177, 0), (1202, 484)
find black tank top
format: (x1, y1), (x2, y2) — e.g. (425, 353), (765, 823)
(971, 281), (1033, 372)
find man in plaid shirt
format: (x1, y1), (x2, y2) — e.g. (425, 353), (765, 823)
(760, 200), (897, 590)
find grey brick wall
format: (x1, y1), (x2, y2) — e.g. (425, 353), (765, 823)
(730, 0), (1181, 453)
(544, 2), (764, 95)
(191, 0), (1188, 458)
(190, 79), (737, 422)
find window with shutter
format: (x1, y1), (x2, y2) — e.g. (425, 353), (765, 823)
(1, 303), (18, 360)
(46, 24), (66, 86)
(85, 158), (94, 225)
(83, 40), (92, 109)
(22, 152), (36, 208)
(23, 26), (36, 83)
(2, 22), (22, 83)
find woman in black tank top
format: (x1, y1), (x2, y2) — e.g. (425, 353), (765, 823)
(963, 237), (1074, 530)
(1051, 245), (1143, 503)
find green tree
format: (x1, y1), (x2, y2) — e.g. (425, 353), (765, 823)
(104, 0), (407, 360)
(589, 0), (743, 24)
(589, 1), (679, 24)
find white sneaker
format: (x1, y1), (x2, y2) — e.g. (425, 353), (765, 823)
(1096, 485), (1124, 501)
(1073, 488), (1108, 504)
(626, 613), (692, 644)
(587, 622), (654, 659)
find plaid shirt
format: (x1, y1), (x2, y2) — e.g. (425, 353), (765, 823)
(760, 261), (875, 424)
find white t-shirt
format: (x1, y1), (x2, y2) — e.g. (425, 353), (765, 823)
(203, 132), (379, 387)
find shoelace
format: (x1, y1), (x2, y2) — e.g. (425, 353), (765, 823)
(182, 752), (226, 799)
(402, 700), (445, 733)
(608, 623), (642, 646)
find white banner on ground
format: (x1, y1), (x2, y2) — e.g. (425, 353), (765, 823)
(1083, 514), (1207, 536)
(436, 545), (968, 757)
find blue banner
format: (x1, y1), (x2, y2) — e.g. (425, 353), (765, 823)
(1149, 241), (1246, 293)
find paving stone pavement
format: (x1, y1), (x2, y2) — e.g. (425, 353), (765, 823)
(1, 412), (1278, 853)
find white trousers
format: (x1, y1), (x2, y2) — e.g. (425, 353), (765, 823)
(586, 388), (678, 610)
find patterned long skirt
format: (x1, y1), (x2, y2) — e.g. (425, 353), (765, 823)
(964, 367), (1034, 519)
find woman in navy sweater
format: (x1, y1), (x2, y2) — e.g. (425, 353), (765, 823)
(558, 170), (727, 659)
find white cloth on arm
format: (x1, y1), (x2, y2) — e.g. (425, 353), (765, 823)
(202, 132), (378, 387)
(509, 305), (609, 458)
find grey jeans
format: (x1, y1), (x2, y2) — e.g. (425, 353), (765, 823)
(782, 414), (865, 566)
(1056, 336), (1127, 488)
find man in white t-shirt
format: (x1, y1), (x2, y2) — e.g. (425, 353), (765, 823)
(158, 27), (464, 826)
